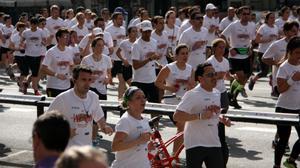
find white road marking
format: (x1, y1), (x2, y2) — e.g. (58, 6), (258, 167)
(0, 150), (31, 160)
(236, 127), (296, 133)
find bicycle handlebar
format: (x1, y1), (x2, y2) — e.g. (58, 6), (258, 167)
(149, 115), (163, 128)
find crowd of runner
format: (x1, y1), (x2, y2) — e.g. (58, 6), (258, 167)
(0, 3), (299, 168)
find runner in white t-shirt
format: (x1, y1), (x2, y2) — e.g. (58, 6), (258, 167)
(22, 17), (47, 96)
(68, 30), (81, 65)
(203, 3), (219, 49)
(275, 6), (290, 38)
(151, 16), (168, 73)
(111, 87), (151, 168)
(262, 21), (299, 97)
(174, 63), (231, 168)
(206, 39), (234, 167)
(131, 20), (160, 104)
(116, 26), (138, 86)
(9, 22), (27, 92)
(105, 12), (127, 101)
(179, 12), (208, 70)
(164, 10), (180, 62)
(155, 44), (194, 155)
(219, 7), (237, 32)
(248, 12), (279, 91)
(221, 6), (256, 109)
(273, 36), (300, 168)
(71, 12), (89, 43)
(42, 28), (74, 97)
(48, 65), (113, 147)
(1, 15), (15, 80)
(46, 5), (65, 46)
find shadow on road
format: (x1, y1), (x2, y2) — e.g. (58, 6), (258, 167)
(95, 138), (115, 165)
(0, 161), (32, 168)
(239, 99), (276, 108)
(0, 143), (11, 157)
(228, 137), (263, 160)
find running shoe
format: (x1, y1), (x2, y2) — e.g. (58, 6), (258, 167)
(22, 82), (28, 94)
(6, 65), (15, 81)
(34, 90), (41, 96)
(272, 140), (278, 149)
(240, 88), (248, 98)
(283, 158), (297, 168)
(229, 99), (242, 109)
(248, 78), (255, 91)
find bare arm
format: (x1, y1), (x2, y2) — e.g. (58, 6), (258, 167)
(111, 131), (150, 152)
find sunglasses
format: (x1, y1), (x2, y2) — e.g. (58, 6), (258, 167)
(194, 16), (202, 20)
(242, 13), (250, 16)
(204, 72), (217, 78)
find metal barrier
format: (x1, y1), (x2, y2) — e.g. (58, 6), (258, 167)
(0, 94), (299, 126)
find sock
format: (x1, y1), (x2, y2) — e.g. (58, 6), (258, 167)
(230, 79), (239, 94)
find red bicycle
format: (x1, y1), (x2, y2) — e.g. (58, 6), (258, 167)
(147, 115), (185, 168)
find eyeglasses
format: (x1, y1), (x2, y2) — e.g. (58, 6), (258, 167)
(242, 13), (250, 16)
(204, 72), (217, 78)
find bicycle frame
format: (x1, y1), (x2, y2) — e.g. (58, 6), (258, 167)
(148, 117), (184, 168)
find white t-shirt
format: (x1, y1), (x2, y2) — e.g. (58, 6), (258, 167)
(85, 20), (94, 32)
(81, 54), (112, 94)
(175, 18), (185, 27)
(257, 23), (279, 53)
(10, 33), (24, 56)
(262, 38), (287, 87)
(275, 17), (287, 33)
(48, 89), (104, 147)
(179, 26), (208, 69)
(176, 85), (221, 149)
(42, 45), (74, 90)
(206, 56), (229, 93)
(64, 18), (73, 28)
(221, 20), (256, 59)
(105, 24), (126, 60)
(111, 112), (151, 168)
(276, 60), (300, 110)
(131, 38), (157, 83)
(119, 39), (134, 65)
(1, 24), (14, 48)
(203, 15), (219, 46)
(40, 27), (50, 56)
(163, 62), (193, 105)
(178, 20), (192, 39)
(164, 24), (179, 54)
(22, 28), (46, 57)
(71, 24), (89, 42)
(219, 17), (237, 32)
(151, 31), (168, 66)
(68, 44), (80, 61)
(46, 17), (65, 44)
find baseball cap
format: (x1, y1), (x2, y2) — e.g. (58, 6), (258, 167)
(114, 7), (128, 15)
(92, 27), (103, 36)
(140, 20), (153, 31)
(206, 3), (217, 10)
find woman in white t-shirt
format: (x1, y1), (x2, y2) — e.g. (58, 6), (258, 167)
(206, 38), (234, 167)
(275, 6), (290, 38)
(111, 87), (152, 168)
(68, 30), (81, 65)
(249, 12), (279, 91)
(273, 36), (300, 168)
(155, 44), (194, 155)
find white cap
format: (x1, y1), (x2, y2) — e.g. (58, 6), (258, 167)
(206, 3), (217, 10)
(140, 20), (153, 31)
(92, 27), (103, 36)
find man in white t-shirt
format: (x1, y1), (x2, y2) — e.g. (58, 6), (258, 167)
(48, 65), (113, 147)
(221, 6), (256, 109)
(131, 20), (160, 103)
(179, 12), (208, 70)
(46, 5), (64, 48)
(71, 12), (89, 43)
(219, 7), (236, 32)
(41, 28), (74, 97)
(21, 17), (47, 96)
(203, 3), (219, 55)
(174, 62), (231, 168)
(105, 12), (127, 100)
